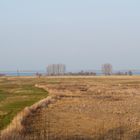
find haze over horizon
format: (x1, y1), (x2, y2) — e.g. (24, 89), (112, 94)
(0, 0), (140, 71)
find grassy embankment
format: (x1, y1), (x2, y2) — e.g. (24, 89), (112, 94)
(0, 77), (48, 130)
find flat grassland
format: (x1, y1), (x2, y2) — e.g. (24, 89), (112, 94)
(1, 76), (140, 140)
(0, 77), (48, 130)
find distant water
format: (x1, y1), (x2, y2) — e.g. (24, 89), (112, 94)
(0, 71), (140, 76)
(1, 72), (46, 76)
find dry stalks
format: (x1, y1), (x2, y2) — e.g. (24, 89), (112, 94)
(0, 95), (60, 140)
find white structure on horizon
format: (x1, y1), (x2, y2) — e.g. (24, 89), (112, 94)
(47, 64), (66, 76)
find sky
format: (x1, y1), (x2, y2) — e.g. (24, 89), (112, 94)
(0, 0), (140, 71)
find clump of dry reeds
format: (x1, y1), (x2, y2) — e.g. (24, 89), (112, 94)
(0, 95), (60, 140)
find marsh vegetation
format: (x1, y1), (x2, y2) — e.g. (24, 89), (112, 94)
(1, 76), (140, 140)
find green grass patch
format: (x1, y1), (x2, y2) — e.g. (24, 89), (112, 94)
(0, 90), (10, 102)
(0, 77), (48, 130)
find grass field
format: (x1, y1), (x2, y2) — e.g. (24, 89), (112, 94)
(1, 76), (140, 140)
(0, 77), (48, 130)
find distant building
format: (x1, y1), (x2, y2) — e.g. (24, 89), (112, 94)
(47, 64), (66, 76)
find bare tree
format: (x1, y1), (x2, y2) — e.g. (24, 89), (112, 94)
(102, 63), (113, 75)
(47, 64), (66, 76)
(128, 70), (133, 76)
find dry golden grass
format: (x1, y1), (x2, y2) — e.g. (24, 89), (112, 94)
(0, 95), (60, 140)
(1, 76), (140, 140)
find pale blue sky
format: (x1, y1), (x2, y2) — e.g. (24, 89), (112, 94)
(0, 0), (140, 71)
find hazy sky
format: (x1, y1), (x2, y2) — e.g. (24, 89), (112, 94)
(0, 0), (140, 71)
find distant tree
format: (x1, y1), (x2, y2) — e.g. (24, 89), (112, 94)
(128, 70), (133, 76)
(125, 72), (128, 75)
(47, 64), (66, 76)
(102, 63), (113, 75)
(36, 72), (42, 78)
